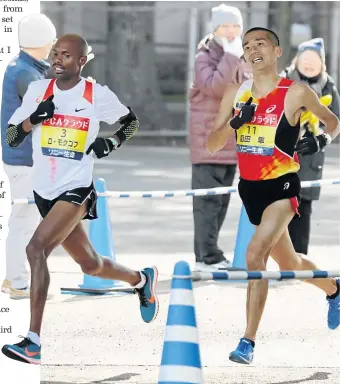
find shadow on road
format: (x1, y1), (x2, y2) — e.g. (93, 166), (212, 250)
(41, 372), (141, 383)
(52, 277), (299, 304)
(271, 371), (332, 384)
(41, 371), (333, 384)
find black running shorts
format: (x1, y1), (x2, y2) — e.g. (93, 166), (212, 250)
(33, 183), (98, 220)
(238, 173), (301, 225)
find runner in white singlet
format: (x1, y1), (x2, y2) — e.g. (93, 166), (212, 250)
(2, 34), (159, 365)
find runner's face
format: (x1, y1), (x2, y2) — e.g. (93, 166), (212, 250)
(242, 30), (282, 70)
(51, 40), (87, 79)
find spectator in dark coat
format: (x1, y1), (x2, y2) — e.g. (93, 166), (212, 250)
(282, 38), (340, 255)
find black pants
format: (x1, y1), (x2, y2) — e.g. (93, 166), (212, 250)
(288, 199), (312, 255)
(192, 164), (236, 264)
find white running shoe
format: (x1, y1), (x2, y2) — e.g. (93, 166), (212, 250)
(193, 260), (233, 272)
(214, 259), (233, 270)
(193, 262), (209, 272)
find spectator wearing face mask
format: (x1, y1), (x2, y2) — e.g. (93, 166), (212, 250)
(189, 4), (251, 271)
(281, 38), (340, 255)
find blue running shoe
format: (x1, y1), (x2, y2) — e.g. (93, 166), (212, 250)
(135, 266), (159, 323)
(327, 278), (340, 330)
(2, 337), (41, 364)
(229, 338), (254, 364)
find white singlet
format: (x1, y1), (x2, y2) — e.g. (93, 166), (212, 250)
(9, 77), (129, 200)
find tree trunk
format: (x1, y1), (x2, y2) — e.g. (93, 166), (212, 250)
(106, 1), (172, 132)
(268, 2), (293, 71)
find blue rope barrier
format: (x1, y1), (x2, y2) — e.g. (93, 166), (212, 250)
(185, 269), (340, 281)
(10, 178), (340, 204)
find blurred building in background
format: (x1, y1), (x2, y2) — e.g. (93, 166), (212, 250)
(41, 1), (340, 141)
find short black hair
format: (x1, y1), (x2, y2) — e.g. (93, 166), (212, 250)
(57, 34), (88, 58)
(244, 27), (280, 46)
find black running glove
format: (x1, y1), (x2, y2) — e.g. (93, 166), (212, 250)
(86, 137), (119, 158)
(30, 95), (55, 125)
(295, 131), (331, 156)
(229, 97), (256, 130)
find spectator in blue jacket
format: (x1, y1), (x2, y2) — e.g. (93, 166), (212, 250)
(1, 13), (56, 299)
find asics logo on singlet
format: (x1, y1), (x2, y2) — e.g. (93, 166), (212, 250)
(283, 182), (290, 190)
(265, 105), (276, 113)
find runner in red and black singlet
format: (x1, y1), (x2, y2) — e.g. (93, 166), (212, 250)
(206, 27), (340, 365)
(234, 77), (300, 181)
(233, 76), (301, 226)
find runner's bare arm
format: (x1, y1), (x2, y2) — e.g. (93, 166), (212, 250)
(206, 84), (241, 153)
(294, 83), (340, 140)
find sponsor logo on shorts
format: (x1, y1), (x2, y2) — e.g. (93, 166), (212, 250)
(283, 182), (290, 190)
(66, 192), (81, 198)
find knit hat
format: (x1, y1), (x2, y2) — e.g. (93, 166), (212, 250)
(211, 4), (243, 33)
(297, 38), (325, 63)
(18, 13), (56, 48)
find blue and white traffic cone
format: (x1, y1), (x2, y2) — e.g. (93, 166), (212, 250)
(233, 204), (255, 270)
(158, 261), (204, 384)
(79, 177), (119, 290)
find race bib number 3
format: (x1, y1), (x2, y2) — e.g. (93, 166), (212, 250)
(236, 124), (276, 156)
(41, 114), (90, 160)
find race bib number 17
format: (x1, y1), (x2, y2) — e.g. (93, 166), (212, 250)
(41, 114), (90, 160)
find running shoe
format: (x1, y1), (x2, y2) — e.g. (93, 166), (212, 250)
(229, 338), (254, 364)
(215, 259), (233, 270)
(1, 279), (11, 294)
(10, 286), (30, 300)
(327, 278), (340, 330)
(2, 337), (41, 364)
(135, 266), (159, 323)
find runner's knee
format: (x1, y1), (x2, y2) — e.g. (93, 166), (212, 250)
(246, 242), (271, 270)
(80, 255), (103, 275)
(26, 237), (47, 264)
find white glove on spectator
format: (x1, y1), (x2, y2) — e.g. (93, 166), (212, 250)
(215, 36), (244, 58)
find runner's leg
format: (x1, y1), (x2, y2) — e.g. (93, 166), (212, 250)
(271, 228), (337, 295)
(229, 199), (295, 364)
(61, 218), (159, 324)
(61, 222), (141, 284)
(242, 200), (295, 341)
(26, 201), (89, 335)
